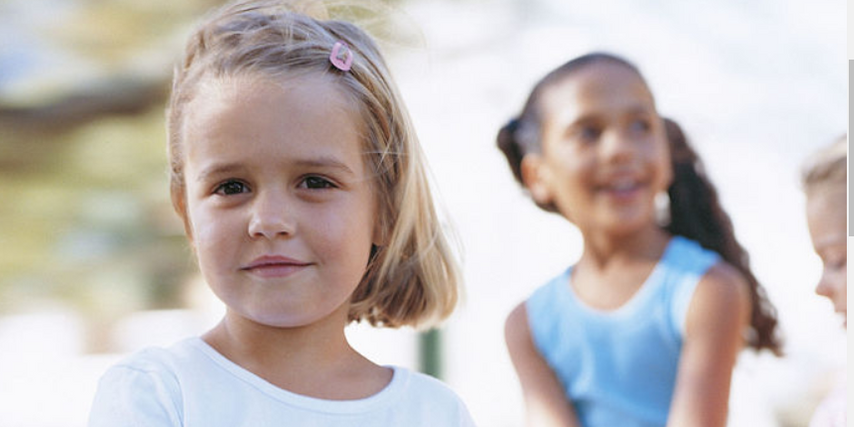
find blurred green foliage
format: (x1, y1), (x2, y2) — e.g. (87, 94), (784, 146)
(0, 0), (405, 326)
(0, 0), (224, 320)
(0, 106), (193, 317)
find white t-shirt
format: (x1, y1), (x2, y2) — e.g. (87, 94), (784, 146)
(89, 337), (476, 427)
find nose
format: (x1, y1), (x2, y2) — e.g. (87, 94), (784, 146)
(600, 129), (635, 164)
(247, 190), (295, 239)
(814, 274), (835, 299)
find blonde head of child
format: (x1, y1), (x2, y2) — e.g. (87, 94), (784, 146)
(165, 0), (459, 395)
(802, 135), (846, 327)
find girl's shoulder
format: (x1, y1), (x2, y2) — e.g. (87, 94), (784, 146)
(392, 367), (476, 424)
(104, 336), (202, 376)
(662, 235), (721, 274)
(397, 367), (457, 396)
(88, 339), (197, 427)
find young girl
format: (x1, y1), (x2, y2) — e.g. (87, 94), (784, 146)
(497, 52), (781, 427)
(88, 1), (475, 425)
(801, 136), (846, 427)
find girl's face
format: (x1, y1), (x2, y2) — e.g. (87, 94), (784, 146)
(806, 184), (847, 327)
(179, 73), (377, 329)
(524, 62), (672, 235)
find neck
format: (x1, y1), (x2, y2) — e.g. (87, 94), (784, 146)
(579, 223), (671, 269)
(202, 302), (383, 398)
(208, 308), (351, 368)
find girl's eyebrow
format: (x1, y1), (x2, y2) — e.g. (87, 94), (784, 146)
(195, 156), (356, 182)
(293, 156), (356, 176)
(196, 163), (246, 182)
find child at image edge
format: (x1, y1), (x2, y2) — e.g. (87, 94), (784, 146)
(801, 136), (846, 427)
(498, 53), (782, 427)
(88, 1), (475, 425)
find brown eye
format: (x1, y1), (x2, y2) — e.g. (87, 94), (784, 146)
(301, 176), (336, 189)
(578, 126), (601, 142)
(629, 119), (651, 133)
(215, 180), (249, 195)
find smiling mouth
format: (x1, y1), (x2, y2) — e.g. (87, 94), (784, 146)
(597, 177), (645, 198)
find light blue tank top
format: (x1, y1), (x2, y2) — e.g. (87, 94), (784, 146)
(526, 236), (719, 427)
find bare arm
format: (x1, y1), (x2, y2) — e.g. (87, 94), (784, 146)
(505, 303), (581, 427)
(666, 263), (751, 427)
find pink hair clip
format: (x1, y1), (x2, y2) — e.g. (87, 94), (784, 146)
(329, 40), (354, 72)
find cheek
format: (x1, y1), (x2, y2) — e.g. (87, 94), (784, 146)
(187, 204), (241, 267)
(312, 199), (375, 262)
(648, 140), (673, 187)
(547, 153), (591, 190)
(836, 265), (847, 302)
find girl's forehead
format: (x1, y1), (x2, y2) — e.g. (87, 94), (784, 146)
(182, 72), (367, 161)
(186, 72), (362, 132)
(542, 63), (655, 115)
(193, 72), (337, 103)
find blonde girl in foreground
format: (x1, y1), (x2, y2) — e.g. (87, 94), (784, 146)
(88, 1), (474, 425)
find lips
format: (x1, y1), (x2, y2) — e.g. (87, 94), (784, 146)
(241, 255), (311, 278)
(597, 176), (645, 200)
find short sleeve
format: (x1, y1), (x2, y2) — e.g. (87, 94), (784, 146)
(398, 370), (478, 426)
(88, 364), (183, 427)
(457, 404), (478, 427)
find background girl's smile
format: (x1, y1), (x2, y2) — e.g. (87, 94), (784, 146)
(594, 172), (648, 203)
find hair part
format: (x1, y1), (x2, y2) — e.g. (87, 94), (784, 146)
(168, 0), (460, 328)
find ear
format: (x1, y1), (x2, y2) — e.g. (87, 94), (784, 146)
(521, 154), (554, 206)
(170, 185), (195, 246)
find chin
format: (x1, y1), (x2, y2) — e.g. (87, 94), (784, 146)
(246, 303), (348, 329)
(602, 214), (653, 235)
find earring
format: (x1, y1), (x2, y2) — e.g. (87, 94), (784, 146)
(654, 191), (671, 227)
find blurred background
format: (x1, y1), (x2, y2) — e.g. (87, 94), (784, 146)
(0, 0), (846, 426)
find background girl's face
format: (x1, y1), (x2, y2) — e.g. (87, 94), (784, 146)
(806, 184), (847, 326)
(179, 73), (378, 329)
(527, 62), (672, 235)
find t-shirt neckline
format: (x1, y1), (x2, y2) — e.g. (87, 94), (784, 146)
(186, 337), (406, 415)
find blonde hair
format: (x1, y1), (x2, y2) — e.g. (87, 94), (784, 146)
(802, 134), (847, 194)
(167, 0), (460, 328)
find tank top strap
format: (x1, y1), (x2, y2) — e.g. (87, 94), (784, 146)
(659, 235), (721, 338)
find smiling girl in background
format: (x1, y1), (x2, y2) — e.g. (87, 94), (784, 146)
(88, 1), (474, 425)
(498, 52), (781, 427)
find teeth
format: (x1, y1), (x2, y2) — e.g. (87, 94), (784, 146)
(611, 179), (636, 191)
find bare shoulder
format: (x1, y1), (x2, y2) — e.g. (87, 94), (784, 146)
(687, 261), (751, 336)
(505, 302), (531, 350)
(696, 262), (750, 309)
